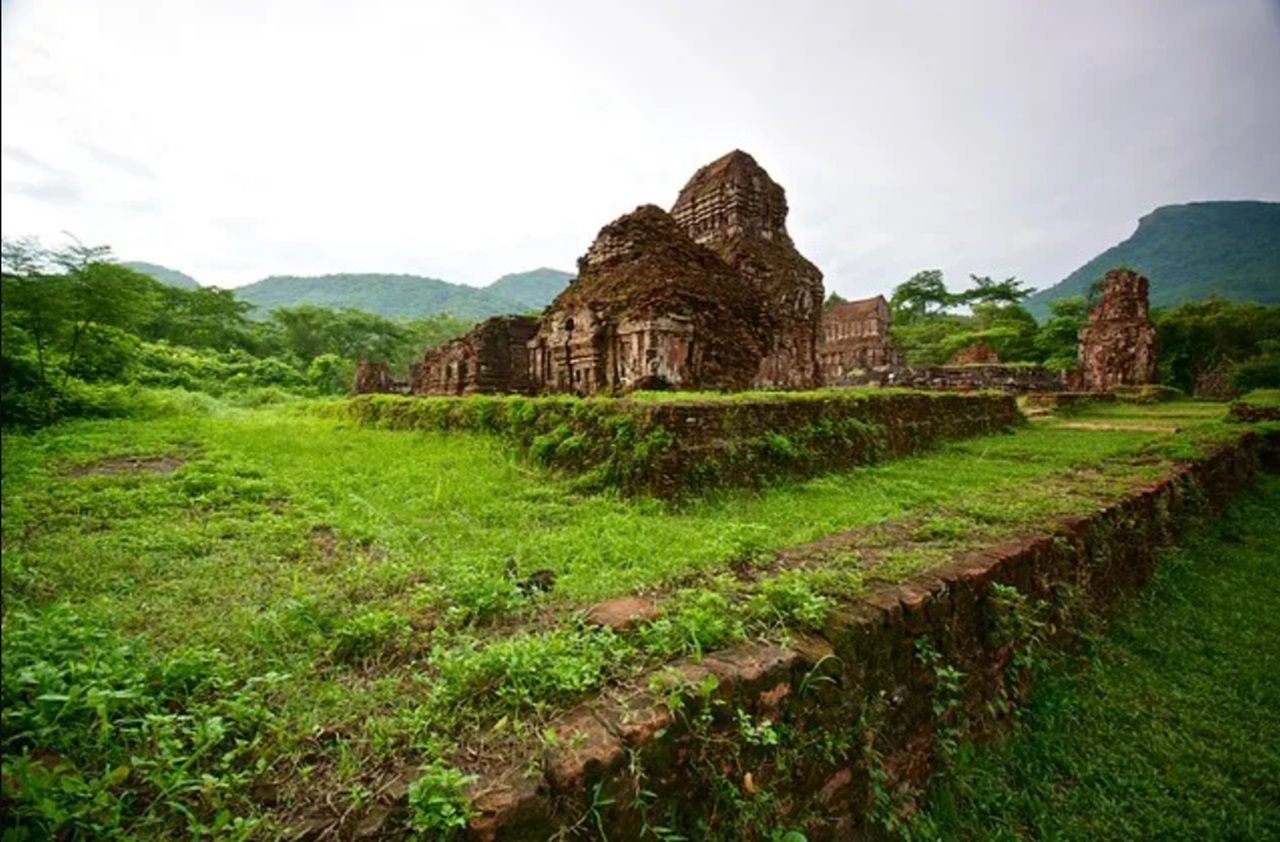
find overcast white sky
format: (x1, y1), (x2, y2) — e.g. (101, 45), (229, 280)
(3, 0), (1278, 298)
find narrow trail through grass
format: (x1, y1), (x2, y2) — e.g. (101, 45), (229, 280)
(912, 475), (1280, 841)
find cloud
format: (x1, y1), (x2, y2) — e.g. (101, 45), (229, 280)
(77, 141), (156, 180)
(2, 145), (54, 171)
(0, 0), (1277, 295)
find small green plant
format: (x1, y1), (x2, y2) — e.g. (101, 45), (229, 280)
(735, 708), (782, 748)
(914, 636), (966, 763)
(746, 572), (835, 631)
(0, 607), (279, 839)
(405, 761), (477, 838)
(329, 609), (412, 665)
(638, 590), (746, 659)
(989, 583), (1048, 716)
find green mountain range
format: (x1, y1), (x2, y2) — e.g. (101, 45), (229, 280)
(121, 264), (574, 320)
(120, 261), (200, 290)
(485, 268), (577, 310)
(1027, 201), (1280, 319)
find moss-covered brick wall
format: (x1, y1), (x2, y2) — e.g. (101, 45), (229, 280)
(336, 390), (1022, 497)
(458, 427), (1279, 840)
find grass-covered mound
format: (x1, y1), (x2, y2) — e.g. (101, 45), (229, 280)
(337, 389), (1020, 497)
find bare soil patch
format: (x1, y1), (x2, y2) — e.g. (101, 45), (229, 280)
(67, 455), (185, 477)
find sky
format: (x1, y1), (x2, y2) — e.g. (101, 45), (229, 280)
(2, 0), (1278, 298)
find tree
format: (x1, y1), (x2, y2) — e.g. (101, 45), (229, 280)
(889, 270), (1040, 364)
(144, 286), (256, 351)
(46, 240), (160, 387)
(890, 269), (954, 324)
(271, 305), (410, 365)
(1154, 299), (1280, 394)
(958, 274), (1034, 307)
(1034, 297), (1088, 371)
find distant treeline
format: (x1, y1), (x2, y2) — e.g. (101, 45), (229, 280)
(1, 237), (471, 428)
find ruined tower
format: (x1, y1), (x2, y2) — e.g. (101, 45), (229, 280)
(1077, 268), (1158, 391)
(528, 205), (766, 395)
(670, 150), (825, 389)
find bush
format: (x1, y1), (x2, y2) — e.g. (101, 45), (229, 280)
(1229, 357), (1280, 395)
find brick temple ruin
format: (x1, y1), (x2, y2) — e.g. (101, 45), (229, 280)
(1078, 268), (1157, 391)
(528, 204), (766, 393)
(412, 315), (540, 395)
(818, 295), (901, 381)
(670, 152), (825, 389)
(382, 150), (824, 397)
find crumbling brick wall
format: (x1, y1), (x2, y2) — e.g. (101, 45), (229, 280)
(947, 340), (1000, 366)
(350, 360), (392, 395)
(414, 315), (540, 396)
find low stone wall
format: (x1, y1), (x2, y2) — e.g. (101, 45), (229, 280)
(461, 427), (1279, 840)
(835, 365), (1064, 393)
(1024, 391), (1118, 410)
(338, 391), (1022, 497)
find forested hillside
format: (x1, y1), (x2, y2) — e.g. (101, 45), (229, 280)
(485, 268), (574, 309)
(1027, 201), (1280, 319)
(234, 270), (571, 320)
(120, 261), (200, 290)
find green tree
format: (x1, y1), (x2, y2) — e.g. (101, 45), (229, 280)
(1154, 299), (1280, 394)
(1034, 297), (1088, 372)
(958, 274), (1035, 307)
(890, 269), (955, 324)
(144, 286), (256, 351)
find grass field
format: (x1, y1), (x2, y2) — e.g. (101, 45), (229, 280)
(911, 474), (1280, 841)
(0, 397), (1266, 838)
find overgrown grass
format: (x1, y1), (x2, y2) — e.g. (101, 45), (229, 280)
(0, 398), (1254, 838)
(910, 475), (1280, 841)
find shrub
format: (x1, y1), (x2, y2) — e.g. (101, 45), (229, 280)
(406, 762), (477, 838)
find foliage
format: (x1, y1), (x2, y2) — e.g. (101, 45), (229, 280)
(0, 235), (480, 428)
(1153, 298), (1280, 395)
(888, 270), (1039, 366)
(1, 606), (279, 840)
(1032, 296), (1087, 371)
(405, 762), (478, 838)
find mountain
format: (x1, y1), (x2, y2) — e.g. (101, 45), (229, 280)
(233, 271), (572, 320)
(1027, 201), (1280, 320)
(121, 261), (200, 290)
(485, 268), (574, 310)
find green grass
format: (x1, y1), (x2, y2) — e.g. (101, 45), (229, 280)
(0, 398), (1256, 838)
(1238, 388), (1280, 409)
(911, 475), (1280, 841)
